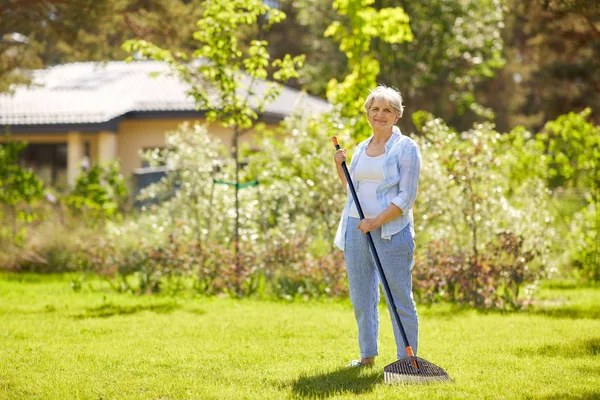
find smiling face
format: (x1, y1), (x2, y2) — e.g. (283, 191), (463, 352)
(367, 98), (401, 132)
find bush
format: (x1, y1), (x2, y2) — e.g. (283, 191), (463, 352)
(569, 204), (600, 282)
(537, 109), (600, 282)
(85, 120), (349, 299)
(246, 110), (352, 256)
(65, 160), (129, 227)
(0, 138), (45, 247)
(15, 109), (591, 309)
(414, 231), (540, 309)
(411, 113), (555, 308)
(76, 231), (347, 299)
(79, 112), (555, 307)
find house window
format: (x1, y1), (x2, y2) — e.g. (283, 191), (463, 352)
(141, 146), (166, 168)
(20, 143), (68, 187)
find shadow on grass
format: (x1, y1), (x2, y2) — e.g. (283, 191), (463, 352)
(583, 337), (600, 356)
(536, 392), (600, 400)
(527, 307), (600, 320)
(417, 302), (474, 318)
(534, 353), (600, 400)
(291, 366), (382, 398)
(73, 301), (181, 319)
(578, 363), (600, 377)
(515, 337), (600, 358)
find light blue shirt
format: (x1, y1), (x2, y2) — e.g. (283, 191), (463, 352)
(334, 126), (422, 251)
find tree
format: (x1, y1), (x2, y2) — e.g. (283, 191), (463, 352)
(292, 0), (506, 132)
(478, 0), (600, 132)
(288, 0), (347, 96)
(0, 0), (205, 93)
(324, 0), (413, 140)
(123, 0), (304, 268)
(376, 0), (505, 130)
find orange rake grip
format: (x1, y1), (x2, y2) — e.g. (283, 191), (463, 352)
(332, 136), (340, 149)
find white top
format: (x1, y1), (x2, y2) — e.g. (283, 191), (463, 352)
(348, 151), (385, 219)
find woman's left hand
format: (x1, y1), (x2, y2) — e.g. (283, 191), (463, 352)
(357, 218), (381, 234)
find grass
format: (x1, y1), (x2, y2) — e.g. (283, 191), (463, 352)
(0, 274), (599, 399)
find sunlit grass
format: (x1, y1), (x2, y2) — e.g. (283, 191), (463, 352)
(0, 274), (599, 399)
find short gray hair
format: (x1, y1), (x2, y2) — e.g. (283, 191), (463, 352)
(363, 85), (404, 117)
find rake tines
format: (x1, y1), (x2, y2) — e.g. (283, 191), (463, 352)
(384, 356), (453, 385)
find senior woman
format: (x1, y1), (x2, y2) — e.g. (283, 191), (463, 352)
(333, 85), (422, 367)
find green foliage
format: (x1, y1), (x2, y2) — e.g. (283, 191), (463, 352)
(132, 122), (265, 250)
(136, 122), (228, 247)
(80, 232), (348, 299)
(539, 108), (599, 194)
(83, 110), (558, 307)
(123, 0), (304, 267)
(86, 122), (348, 299)
(412, 112), (556, 308)
(537, 109), (600, 281)
(324, 0), (412, 140)
(0, 137), (44, 245)
(569, 204), (600, 282)
(123, 0), (304, 131)
(296, 0), (505, 130)
(65, 161), (128, 227)
(389, 0), (505, 120)
(1, 219), (92, 274)
(247, 111), (352, 252)
(0, 142), (114, 273)
(490, 0), (600, 130)
(499, 125), (548, 191)
(265, 238), (348, 300)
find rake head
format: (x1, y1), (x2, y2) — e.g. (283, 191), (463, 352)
(384, 356), (453, 385)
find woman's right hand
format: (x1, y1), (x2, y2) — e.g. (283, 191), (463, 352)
(334, 148), (347, 166)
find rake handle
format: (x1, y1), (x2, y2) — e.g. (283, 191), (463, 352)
(333, 136), (414, 358)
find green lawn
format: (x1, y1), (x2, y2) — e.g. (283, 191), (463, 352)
(0, 274), (599, 399)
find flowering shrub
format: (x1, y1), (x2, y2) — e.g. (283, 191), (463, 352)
(77, 231), (347, 299)
(569, 204), (599, 282)
(414, 231), (540, 309)
(411, 112), (556, 308)
(538, 109), (600, 282)
(12, 108), (587, 311)
(76, 113), (557, 307)
(266, 237), (348, 299)
(84, 120), (349, 299)
(246, 110), (353, 255)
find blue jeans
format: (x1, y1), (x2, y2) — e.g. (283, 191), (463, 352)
(344, 218), (419, 359)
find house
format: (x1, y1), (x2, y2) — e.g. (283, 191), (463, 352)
(0, 61), (330, 187)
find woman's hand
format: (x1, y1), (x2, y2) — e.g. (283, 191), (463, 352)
(334, 148), (347, 166)
(357, 218), (381, 234)
(333, 148), (348, 191)
(357, 204), (402, 234)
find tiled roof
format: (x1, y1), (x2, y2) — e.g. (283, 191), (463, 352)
(0, 60), (330, 126)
